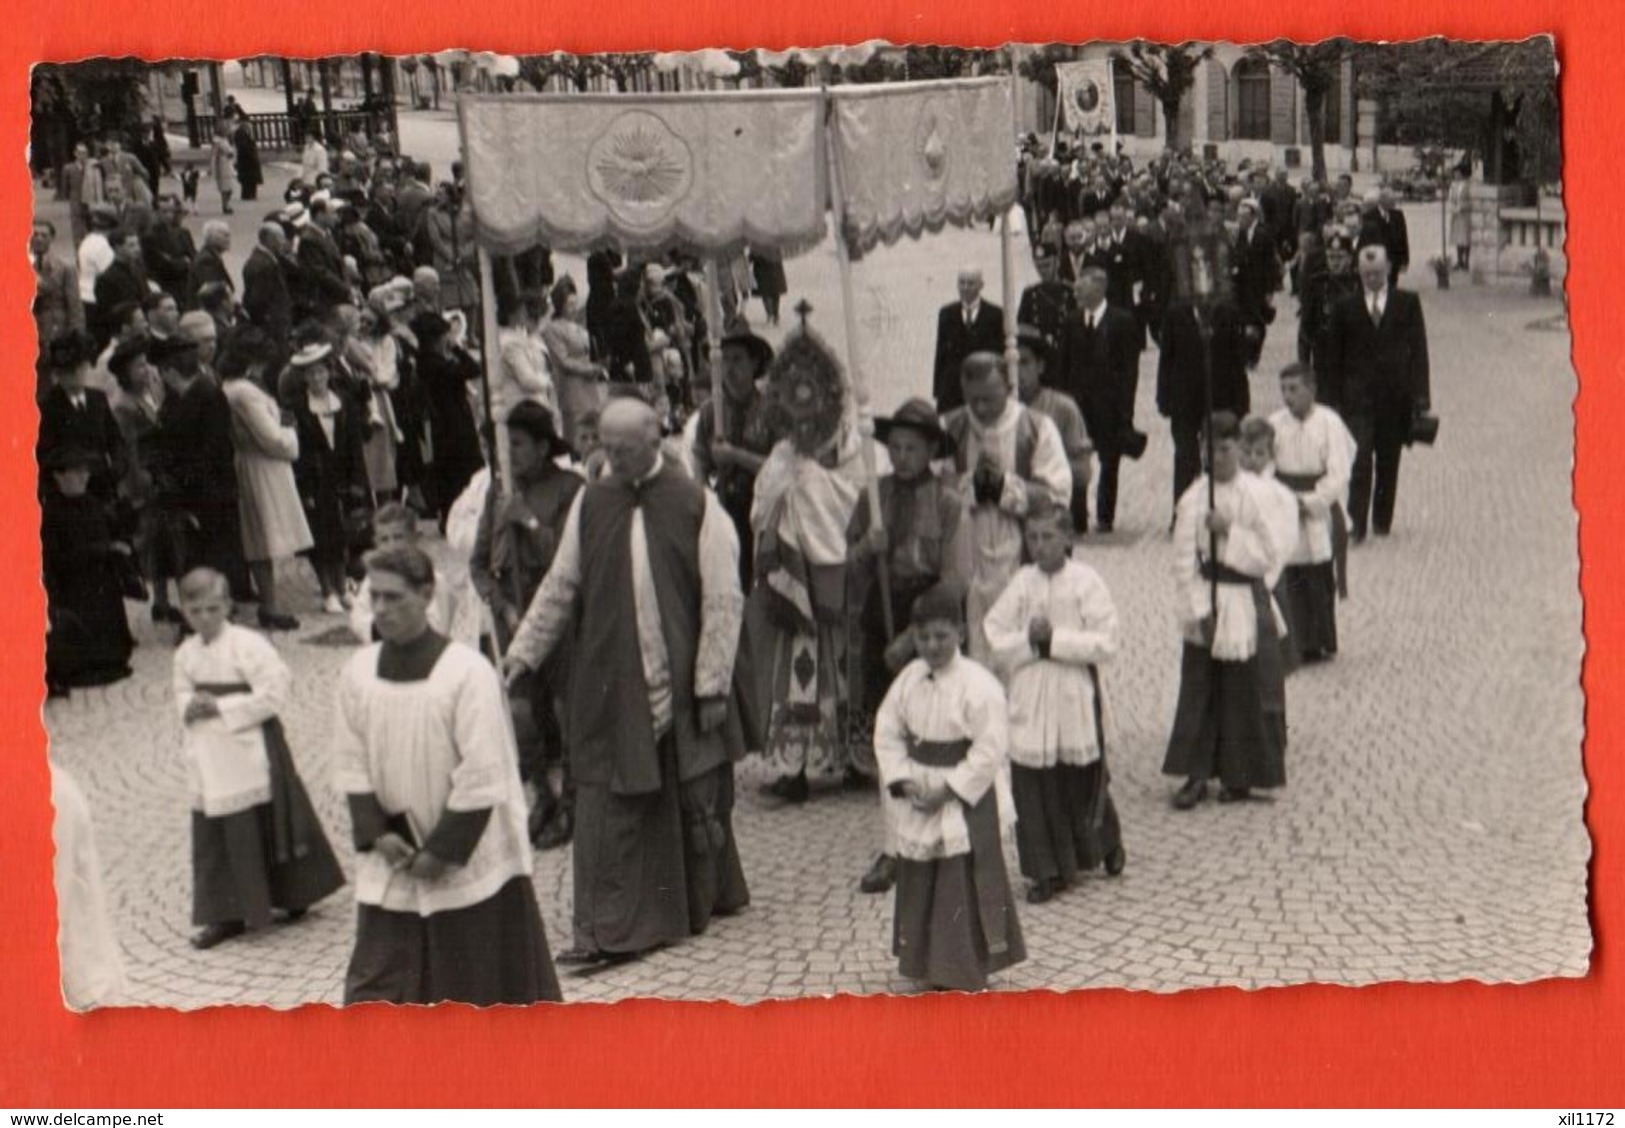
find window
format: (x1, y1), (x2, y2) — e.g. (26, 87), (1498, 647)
(1235, 58), (1272, 141)
(1113, 60), (1137, 135)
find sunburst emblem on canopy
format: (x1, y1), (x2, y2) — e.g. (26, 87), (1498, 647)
(916, 99), (951, 183)
(586, 110), (696, 228)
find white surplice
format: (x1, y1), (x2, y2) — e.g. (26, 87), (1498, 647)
(1269, 405), (1356, 565)
(331, 641), (533, 916)
(1173, 474), (1292, 662)
(953, 402), (1072, 664)
(873, 653), (1016, 861)
(173, 624), (289, 817)
(983, 559), (1119, 768)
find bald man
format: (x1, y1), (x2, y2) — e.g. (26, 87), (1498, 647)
(1322, 244), (1430, 541)
(503, 398), (750, 964)
(932, 267), (1004, 412)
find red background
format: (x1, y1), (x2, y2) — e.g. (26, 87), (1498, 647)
(2, 1), (1618, 1108)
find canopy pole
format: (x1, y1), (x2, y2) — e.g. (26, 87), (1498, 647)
(822, 88), (894, 643)
(454, 95), (509, 498)
(703, 257), (727, 441)
(1002, 77), (1021, 395)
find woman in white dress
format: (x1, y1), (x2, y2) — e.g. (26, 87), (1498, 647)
(210, 124), (238, 216)
(218, 326), (311, 631)
(1447, 164), (1474, 273)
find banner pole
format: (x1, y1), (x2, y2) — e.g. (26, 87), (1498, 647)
(703, 256), (727, 443)
(1001, 77), (1021, 383)
(454, 94), (509, 499)
(822, 87), (894, 642)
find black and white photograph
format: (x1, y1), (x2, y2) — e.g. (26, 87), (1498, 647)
(31, 37), (1584, 1009)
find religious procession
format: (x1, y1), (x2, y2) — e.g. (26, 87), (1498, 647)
(37, 44), (1584, 1009)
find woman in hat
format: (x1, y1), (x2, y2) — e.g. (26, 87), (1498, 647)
(415, 311), (485, 532)
(540, 277), (607, 449)
(289, 339), (370, 614)
(219, 326), (311, 632)
(350, 293), (407, 505)
(42, 444), (135, 697)
(210, 122), (238, 217)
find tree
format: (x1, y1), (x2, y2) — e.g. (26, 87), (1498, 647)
(1109, 41), (1214, 151)
(1015, 43), (1084, 97)
(31, 59), (152, 174)
(517, 52), (654, 93)
(1247, 38), (1352, 181)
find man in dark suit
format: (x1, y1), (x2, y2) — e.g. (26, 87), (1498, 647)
(1231, 198), (1282, 368)
(1057, 220), (1103, 285)
(1261, 169), (1301, 262)
(1016, 245), (1077, 349)
(1323, 244), (1430, 541)
(242, 223), (293, 358)
(37, 329), (126, 504)
(1098, 199), (1146, 312)
(141, 195), (198, 304)
(186, 220), (235, 312)
(1358, 186), (1411, 288)
(92, 229), (152, 349)
(296, 198), (354, 321)
(931, 267), (1004, 412)
(1156, 300), (1251, 517)
(1056, 266), (1141, 533)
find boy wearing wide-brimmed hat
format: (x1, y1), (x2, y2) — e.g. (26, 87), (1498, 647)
(847, 397), (970, 894)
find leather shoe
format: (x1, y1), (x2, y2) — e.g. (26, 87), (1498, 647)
(760, 772), (809, 805)
(1173, 778), (1207, 810)
(535, 809), (573, 851)
(258, 609), (300, 632)
(858, 854), (897, 895)
(1218, 785), (1252, 804)
(1026, 879), (1057, 905)
(1104, 844), (1127, 877)
(191, 921), (246, 950)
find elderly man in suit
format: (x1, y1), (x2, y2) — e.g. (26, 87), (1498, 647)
(1323, 244), (1430, 542)
(243, 223), (293, 346)
(1358, 186), (1411, 288)
(141, 195), (198, 305)
(186, 221), (235, 312)
(932, 267), (1004, 412)
(92, 229), (152, 350)
(1231, 198), (1282, 369)
(1056, 266), (1141, 534)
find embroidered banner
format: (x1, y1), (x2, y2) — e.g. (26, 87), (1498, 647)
(829, 78), (1020, 256)
(1054, 59), (1117, 139)
(458, 91), (828, 258)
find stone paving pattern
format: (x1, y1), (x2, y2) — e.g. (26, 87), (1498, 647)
(35, 95), (1589, 1007)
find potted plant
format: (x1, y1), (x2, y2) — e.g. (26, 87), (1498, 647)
(1429, 254), (1451, 291)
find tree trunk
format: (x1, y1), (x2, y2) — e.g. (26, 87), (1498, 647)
(1305, 86), (1328, 183)
(1161, 95), (1183, 151)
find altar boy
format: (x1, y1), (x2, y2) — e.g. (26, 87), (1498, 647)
(874, 584), (1026, 992)
(174, 568), (344, 949)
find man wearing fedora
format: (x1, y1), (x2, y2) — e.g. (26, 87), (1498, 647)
(296, 196), (355, 322)
(691, 320), (779, 586)
(1322, 244), (1432, 542)
(38, 329), (126, 507)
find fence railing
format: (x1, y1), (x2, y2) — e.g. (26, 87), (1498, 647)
(189, 109), (389, 152)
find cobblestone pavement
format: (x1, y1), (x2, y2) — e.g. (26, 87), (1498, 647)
(35, 116), (1587, 1008)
